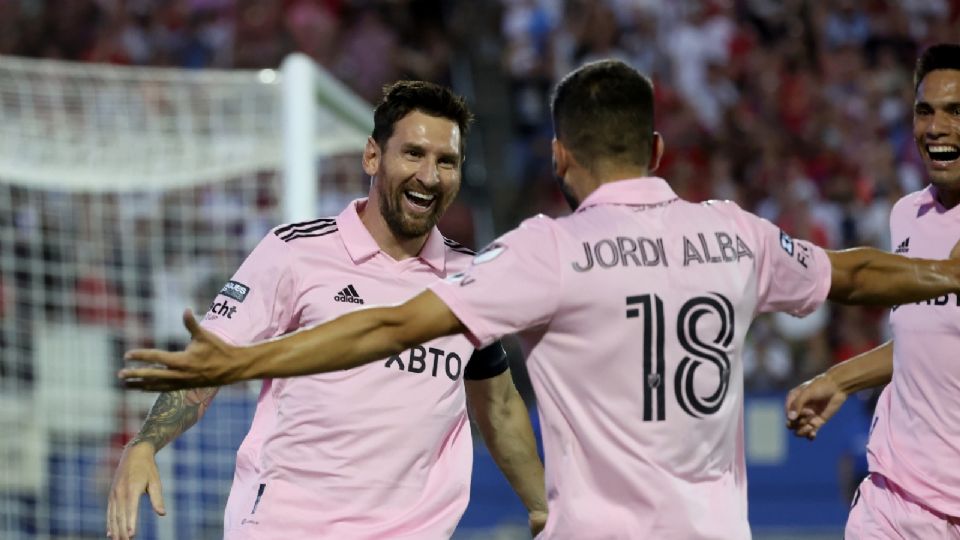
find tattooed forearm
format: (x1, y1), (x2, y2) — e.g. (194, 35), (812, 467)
(128, 387), (218, 452)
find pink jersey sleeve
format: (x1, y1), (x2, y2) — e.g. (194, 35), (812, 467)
(746, 212), (832, 316)
(201, 232), (299, 345)
(429, 216), (562, 348)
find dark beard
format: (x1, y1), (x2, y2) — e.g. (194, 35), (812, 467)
(555, 173), (580, 211)
(378, 179), (442, 238)
(552, 155), (579, 211)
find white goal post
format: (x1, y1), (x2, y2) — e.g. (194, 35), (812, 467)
(0, 52), (371, 539)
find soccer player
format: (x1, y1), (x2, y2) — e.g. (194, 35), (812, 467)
(122, 60), (960, 539)
(785, 43), (960, 538)
(107, 81), (546, 540)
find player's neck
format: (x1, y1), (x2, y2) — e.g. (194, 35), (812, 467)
(358, 202), (428, 261)
(575, 166), (651, 199)
(934, 185), (960, 210)
(596, 168), (651, 185)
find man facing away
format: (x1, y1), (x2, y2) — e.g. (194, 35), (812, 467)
(107, 80), (546, 540)
(786, 43), (960, 539)
(123, 60), (960, 539)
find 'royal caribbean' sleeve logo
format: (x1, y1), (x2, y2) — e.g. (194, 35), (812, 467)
(219, 280), (251, 302)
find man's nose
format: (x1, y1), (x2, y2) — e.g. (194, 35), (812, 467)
(927, 109), (950, 138)
(416, 158), (440, 186)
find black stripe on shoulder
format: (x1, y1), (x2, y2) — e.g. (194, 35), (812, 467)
(279, 221), (337, 241)
(273, 218), (336, 238)
(281, 227), (339, 242)
(448, 246), (476, 256)
(275, 221), (337, 241)
(443, 237), (476, 255)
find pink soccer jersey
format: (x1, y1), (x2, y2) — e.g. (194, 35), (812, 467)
(430, 177), (832, 539)
(201, 199), (506, 539)
(866, 186), (960, 519)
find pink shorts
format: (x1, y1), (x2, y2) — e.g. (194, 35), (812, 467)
(846, 473), (960, 539)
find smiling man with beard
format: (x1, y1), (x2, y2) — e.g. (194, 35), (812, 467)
(106, 81), (546, 540)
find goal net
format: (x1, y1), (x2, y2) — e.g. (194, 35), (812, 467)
(0, 53), (371, 539)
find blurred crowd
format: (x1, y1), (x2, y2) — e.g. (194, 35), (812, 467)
(0, 0), (455, 104)
(2, 0), (959, 393)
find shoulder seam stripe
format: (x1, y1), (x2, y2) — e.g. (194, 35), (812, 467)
(277, 222), (337, 240)
(274, 217), (335, 235)
(281, 228), (339, 242)
(275, 219), (336, 237)
(274, 218), (336, 237)
(443, 238), (476, 255)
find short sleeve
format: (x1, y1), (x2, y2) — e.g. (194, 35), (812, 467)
(201, 232), (298, 345)
(429, 217), (562, 348)
(463, 340), (509, 380)
(748, 213), (832, 317)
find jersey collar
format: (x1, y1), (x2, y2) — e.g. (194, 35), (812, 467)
(337, 198), (446, 271)
(575, 177), (680, 212)
(912, 185), (938, 208)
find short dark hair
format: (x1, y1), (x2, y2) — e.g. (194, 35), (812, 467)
(551, 60), (655, 170)
(914, 43), (960, 90)
(372, 80), (473, 157)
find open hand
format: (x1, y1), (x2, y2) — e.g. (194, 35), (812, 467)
(120, 310), (246, 391)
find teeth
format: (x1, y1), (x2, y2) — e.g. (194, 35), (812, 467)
(928, 145), (958, 153)
(405, 191), (435, 202)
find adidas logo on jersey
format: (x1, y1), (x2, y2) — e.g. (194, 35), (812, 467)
(334, 284), (364, 304)
(895, 237), (910, 254)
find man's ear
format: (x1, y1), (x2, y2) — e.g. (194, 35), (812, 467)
(362, 137), (381, 176)
(552, 138), (570, 178)
(648, 132), (665, 173)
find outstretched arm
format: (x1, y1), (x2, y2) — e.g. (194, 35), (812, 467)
(827, 246), (960, 305)
(785, 340), (893, 440)
(786, 239), (960, 439)
(122, 290), (464, 390)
